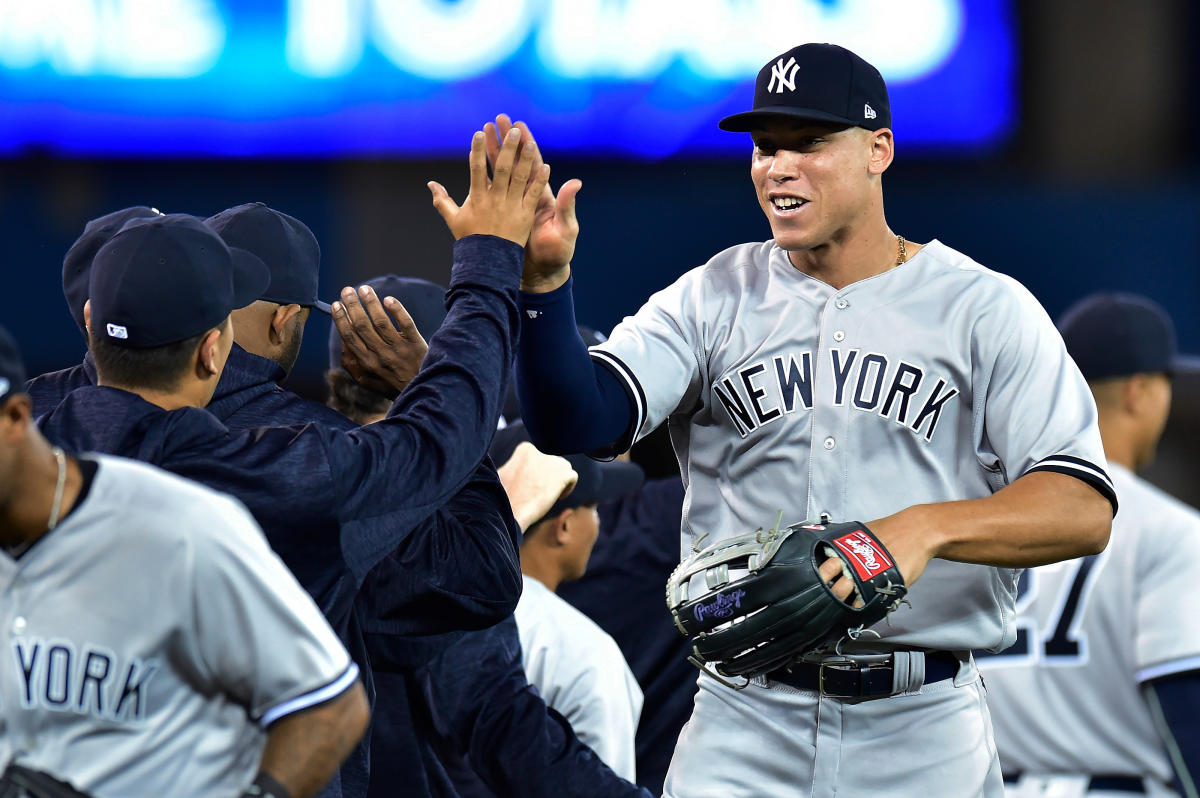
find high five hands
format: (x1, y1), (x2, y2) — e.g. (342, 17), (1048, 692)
(482, 115), (581, 293)
(428, 128), (550, 247)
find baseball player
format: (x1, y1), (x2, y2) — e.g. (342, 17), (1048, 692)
(38, 131), (546, 797)
(981, 293), (1200, 798)
(558, 468), (694, 796)
(327, 275), (651, 798)
(505, 42), (1117, 797)
(26, 206), (163, 418)
(0, 324), (369, 798)
(490, 422), (647, 782)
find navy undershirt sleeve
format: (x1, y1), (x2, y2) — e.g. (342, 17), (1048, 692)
(516, 276), (635, 456)
(1147, 670), (1200, 795)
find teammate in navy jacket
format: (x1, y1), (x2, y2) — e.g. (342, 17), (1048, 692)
(328, 274), (650, 798)
(40, 130), (551, 798)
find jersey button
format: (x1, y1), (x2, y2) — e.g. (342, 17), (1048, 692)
(11, 616), (26, 635)
(835, 298), (849, 309)
(833, 330), (845, 342)
(823, 436), (836, 450)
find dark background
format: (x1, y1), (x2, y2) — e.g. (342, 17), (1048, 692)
(5, 0), (1199, 500)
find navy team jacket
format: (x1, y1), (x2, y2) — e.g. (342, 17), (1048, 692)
(37, 236), (526, 798)
(360, 618), (652, 798)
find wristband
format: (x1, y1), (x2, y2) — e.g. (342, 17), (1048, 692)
(241, 771), (292, 798)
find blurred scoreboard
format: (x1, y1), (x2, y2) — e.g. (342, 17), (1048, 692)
(0, 0), (1014, 158)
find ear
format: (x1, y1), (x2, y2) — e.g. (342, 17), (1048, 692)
(866, 128), (894, 176)
(83, 300), (92, 333)
(269, 304), (304, 345)
(550, 508), (575, 547)
(196, 328), (225, 377)
(0, 395), (33, 443)
(1122, 375), (1148, 416)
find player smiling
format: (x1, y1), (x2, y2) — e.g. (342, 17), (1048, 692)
(508, 42), (1117, 797)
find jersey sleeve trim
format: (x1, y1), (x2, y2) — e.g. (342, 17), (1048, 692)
(590, 349), (647, 444)
(1024, 454), (1118, 514)
(1137, 656), (1200, 684)
(256, 662), (359, 728)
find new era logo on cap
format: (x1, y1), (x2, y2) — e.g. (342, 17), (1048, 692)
(106, 323), (129, 340)
(767, 56), (800, 94)
(864, 103), (876, 120)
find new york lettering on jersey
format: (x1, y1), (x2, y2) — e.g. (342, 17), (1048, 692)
(711, 346), (958, 442)
(10, 639), (157, 722)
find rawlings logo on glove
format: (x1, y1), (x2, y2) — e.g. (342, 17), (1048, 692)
(665, 519), (908, 685)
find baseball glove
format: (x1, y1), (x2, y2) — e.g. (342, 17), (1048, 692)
(0, 764), (93, 798)
(666, 519), (908, 683)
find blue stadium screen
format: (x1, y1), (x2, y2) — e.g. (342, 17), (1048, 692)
(0, 0), (1015, 158)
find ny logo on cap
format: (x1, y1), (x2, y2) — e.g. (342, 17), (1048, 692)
(106, 323), (129, 340)
(864, 103), (877, 120)
(767, 57), (800, 94)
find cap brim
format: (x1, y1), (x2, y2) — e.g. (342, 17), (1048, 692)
(1170, 354), (1200, 374)
(592, 460), (645, 504)
(309, 299), (332, 315)
(718, 106), (860, 133)
(228, 247), (272, 309)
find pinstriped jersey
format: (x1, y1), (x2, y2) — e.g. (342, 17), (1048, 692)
(590, 239), (1115, 651)
(981, 464), (1200, 788)
(0, 455), (357, 797)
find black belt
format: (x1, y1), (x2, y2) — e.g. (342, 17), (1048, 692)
(766, 650), (961, 699)
(1003, 773), (1145, 793)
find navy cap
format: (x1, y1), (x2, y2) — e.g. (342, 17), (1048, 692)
(719, 43), (891, 133)
(489, 421), (644, 527)
(327, 275), (447, 371)
(0, 325), (25, 403)
(1058, 293), (1200, 381)
(206, 203), (330, 314)
(89, 214), (271, 349)
(62, 206), (164, 333)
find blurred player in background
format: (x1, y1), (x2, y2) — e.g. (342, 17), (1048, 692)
(982, 293), (1200, 798)
(26, 206), (163, 417)
(328, 275), (651, 798)
(0, 324), (369, 798)
(492, 422), (646, 782)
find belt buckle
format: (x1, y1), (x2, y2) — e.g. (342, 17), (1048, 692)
(817, 654), (893, 699)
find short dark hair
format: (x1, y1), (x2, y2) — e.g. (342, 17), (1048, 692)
(325, 369), (392, 425)
(89, 326), (214, 392)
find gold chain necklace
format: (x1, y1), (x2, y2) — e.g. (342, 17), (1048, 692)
(896, 234), (907, 266)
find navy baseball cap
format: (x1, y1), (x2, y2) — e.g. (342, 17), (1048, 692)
(327, 275), (448, 371)
(205, 203), (331, 314)
(719, 43), (891, 133)
(1058, 293), (1200, 381)
(489, 421), (644, 526)
(0, 325), (25, 403)
(89, 214), (271, 348)
(62, 206), (164, 334)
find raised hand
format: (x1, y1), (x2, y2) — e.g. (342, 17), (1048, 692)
(428, 128), (550, 246)
(484, 114), (581, 293)
(332, 284), (429, 399)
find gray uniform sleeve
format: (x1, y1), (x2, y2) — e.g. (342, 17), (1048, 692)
(973, 277), (1117, 509)
(188, 495), (358, 726)
(591, 268), (706, 443)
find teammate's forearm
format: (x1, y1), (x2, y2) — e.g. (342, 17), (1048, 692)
(516, 276), (634, 454)
(256, 681), (370, 798)
(888, 471), (1111, 568)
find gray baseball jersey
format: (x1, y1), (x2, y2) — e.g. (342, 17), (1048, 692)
(591, 238), (1115, 652)
(0, 454), (358, 797)
(981, 463), (1200, 792)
